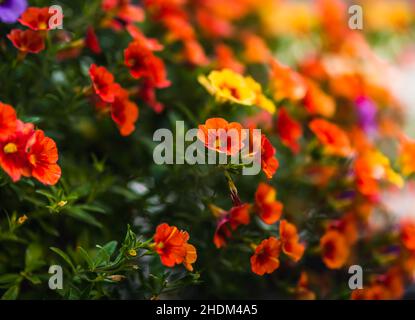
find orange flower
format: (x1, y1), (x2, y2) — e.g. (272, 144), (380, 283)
(212, 204), (251, 248)
(183, 243), (197, 272)
(153, 223), (196, 270)
(255, 183), (283, 225)
(0, 102), (17, 141)
(215, 44), (245, 74)
(401, 220), (415, 252)
(124, 41), (170, 88)
(110, 88), (139, 136)
(0, 121), (34, 182)
(269, 59), (307, 102)
(183, 39), (209, 66)
(26, 130), (61, 186)
(399, 136), (415, 176)
(355, 150), (403, 197)
(198, 118), (246, 156)
(89, 64), (119, 103)
(250, 237), (281, 275)
(242, 33), (271, 64)
(303, 81), (335, 118)
(276, 108), (302, 154)
(279, 220), (305, 262)
(19, 7), (53, 31)
(260, 135), (279, 179)
(295, 272), (316, 300)
(309, 119), (353, 157)
(320, 230), (350, 269)
(102, 0), (145, 24)
(7, 29), (45, 54)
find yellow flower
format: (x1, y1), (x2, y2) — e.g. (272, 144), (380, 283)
(199, 69), (276, 114)
(18, 214), (28, 225)
(128, 249), (137, 257)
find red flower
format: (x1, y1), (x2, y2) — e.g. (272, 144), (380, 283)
(153, 223), (196, 271)
(85, 27), (102, 54)
(110, 88), (139, 136)
(276, 108), (302, 154)
(279, 220), (305, 262)
(140, 81), (165, 113)
(261, 135), (279, 179)
(254, 183), (283, 225)
(215, 43), (245, 74)
(7, 29), (45, 54)
(0, 121), (34, 182)
(89, 64), (119, 103)
(251, 237), (281, 275)
(0, 102), (17, 141)
(124, 41), (171, 88)
(309, 119), (353, 157)
(19, 7), (53, 31)
(401, 220), (415, 252)
(213, 204), (251, 248)
(26, 130), (61, 186)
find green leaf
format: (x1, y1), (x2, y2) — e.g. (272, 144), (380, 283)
(50, 247), (76, 272)
(25, 243), (44, 272)
(93, 241), (118, 267)
(0, 274), (20, 285)
(1, 285), (19, 300)
(65, 207), (103, 228)
(77, 247), (94, 270)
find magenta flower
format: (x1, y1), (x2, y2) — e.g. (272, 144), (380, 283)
(0, 0), (27, 24)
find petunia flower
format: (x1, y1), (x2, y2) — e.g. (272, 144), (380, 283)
(26, 130), (61, 186)
(309, 118), (353, 157)
(89, 64), (119, 103)
(254, 182), (283, 225)
(7, 29), (45, 54)
(153, 223), (197, 271)
(198, 118), (246, 156)
(0, 0), (27, 24)
(124, 41), (171, 89)
(0, 102), (17, 141)
(19, 7), (53, 31)
(320, 230), (350, 269)
(250, 237), (281, 275)
(279, 220), (305, 262)
(260, 135), (279, 179)
(0, 120), (34, 182)
(276, 107), (302, 154)
(110, 87), (139, 137)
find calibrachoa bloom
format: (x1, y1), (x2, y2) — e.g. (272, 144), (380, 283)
(0, 111), (61, 185)
(399, 136), (415, 177)
(260, 135), (279, 179)
(198, 118), (246, 156)
(19, 7), (53, 31)
(7, 29), (45, 54)
(270, 59), (307, 102)
(309, 119), (353, 157)
(211, 203), (251, 248)
(0, 0), (27, 24)
(153, 223), (197, 271)
(276, 108), (302, 154)
(89, 64), (119, 103)
(109, 88), (139, 137)
(255, 183), (283, 225)
(320, 230), (350, 269)
(303, 81), (335, 118)
(279, 220), (305, 262)
(124, 41), (170, 89)
(401, 220), (415, 252)
(355, 150), (403, 197)
(250, 237), (281, 275)
(0, 102), (17, 140)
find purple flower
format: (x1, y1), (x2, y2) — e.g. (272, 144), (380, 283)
(355, 96), (378, 136)
(0, 0), (27, 24)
